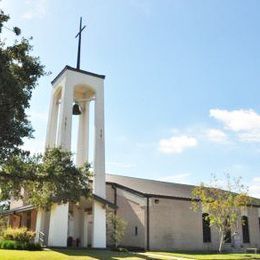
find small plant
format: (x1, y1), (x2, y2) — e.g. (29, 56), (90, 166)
(0, 216), (8, 237)
(107, 212), (127, 249)
(3, 227), (35, 243)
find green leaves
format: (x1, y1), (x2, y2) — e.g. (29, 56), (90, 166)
(13, 27), (21, 36)
(192, 174), (250, 252)
(0, 8), (45, 162)
(107, 212), (127, 248)
(0, 148), (92, 210)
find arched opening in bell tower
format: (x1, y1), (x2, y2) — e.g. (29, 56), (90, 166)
(69, 84), (97, 247)
(72, 84), (95, 167)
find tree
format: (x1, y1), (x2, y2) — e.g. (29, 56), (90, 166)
(192, 174), (250, 253)
(0, 9), (91, 212)
(0, 8), (45, 162)
(107, 212), (127, 249)
(0, 201), (9, 234)
(0, 148), (92, 209)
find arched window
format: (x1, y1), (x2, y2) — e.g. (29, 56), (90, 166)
(225, 229), (231, 243)
(242, 216), (250, 243)
(224, 217), (231, 243)
(202, 213), (211, 243)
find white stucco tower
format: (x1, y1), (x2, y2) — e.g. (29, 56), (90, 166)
(44, 65), (106, 248)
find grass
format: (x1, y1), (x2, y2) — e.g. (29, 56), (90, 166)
(0, 248), (259, 259)
(146, 251), (260, 259)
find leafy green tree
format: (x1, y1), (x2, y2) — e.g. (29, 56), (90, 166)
(192, 174), (250, 253)
(107, 212), (127, 249)
(0, 148), (92, 209)
(0, 8), (45, 161)
(0, 9), (91, 212)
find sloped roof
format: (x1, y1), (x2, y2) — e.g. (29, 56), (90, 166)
(106, 174), (196, 199)
(51, 65), (105, 85)
(106, 174), (260, 206)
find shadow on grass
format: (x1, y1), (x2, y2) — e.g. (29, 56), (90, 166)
(151, 250), (260, 260)
(51, 248), (152, 259)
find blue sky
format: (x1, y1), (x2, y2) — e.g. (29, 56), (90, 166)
(2, 0), (260, 198)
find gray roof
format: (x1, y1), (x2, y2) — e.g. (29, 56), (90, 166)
(106, 174), (260, 206)
(106, 174), (196, 199)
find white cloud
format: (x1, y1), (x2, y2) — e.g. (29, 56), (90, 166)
(210, 109), (260, 132)
(159, 173), (191, 184)
(207, 128), (228, 143)
(159, 135), (198, 154)
(210, 108), (260, 142)
(248, 177), (260, 199)
(22, 0), (47, 20)
(238, 131), (260, 143)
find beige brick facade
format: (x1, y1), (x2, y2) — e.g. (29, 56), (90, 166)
(105, 177), (260, 251)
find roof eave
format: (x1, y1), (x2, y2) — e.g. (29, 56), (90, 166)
(51, 65), (106, 85)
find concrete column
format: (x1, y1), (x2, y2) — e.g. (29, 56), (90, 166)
(92, 85), (106, 248)
(48, 203), (69, 247)
(48, 75), (73, 247)
(73, 205), (80, 241)
(35, 209), (45, 243)
(83, 212), (88, 247)
(56, 78), (74, 150)
(93, 88), (105, 197)
(76, 101), (90, 167)
(45, 91), (59, 148)
(92, 201), (106, 248)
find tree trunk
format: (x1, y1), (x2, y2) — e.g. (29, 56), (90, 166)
(219, 231), (224, 253)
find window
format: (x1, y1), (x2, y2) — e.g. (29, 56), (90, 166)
(135, 226), (138, 236)
(26, 212), (31, 230)
(224, 229), (232, 243)
(224, 217), (231, 243)
(242, 216), (250, 243)
(202, 213), (211, 243)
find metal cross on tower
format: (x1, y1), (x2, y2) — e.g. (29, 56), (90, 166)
(75, 17), (86, 70)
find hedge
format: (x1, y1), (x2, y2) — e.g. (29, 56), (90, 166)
(0, 240), (42, 250)
(3, 227), (35, 242)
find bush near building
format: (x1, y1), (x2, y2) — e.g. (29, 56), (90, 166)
(0, 227), (41, 250)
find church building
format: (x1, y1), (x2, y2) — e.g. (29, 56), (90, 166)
(3, 19), (260, 251)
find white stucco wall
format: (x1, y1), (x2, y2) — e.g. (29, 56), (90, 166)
(92, 201), (106, 248)
(48, 203), (69, 247)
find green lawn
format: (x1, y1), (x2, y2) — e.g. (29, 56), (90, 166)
(0, 248), (259, 260)
(146, 251), (260, 259)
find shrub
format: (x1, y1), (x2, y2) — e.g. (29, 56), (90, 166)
(0, 240), (16, 249)
(3, 227), (35, 242)
(107, 212), (127, 248)
(112, 247), (128, 252)
(0, 216), (8, 236)
(0, 240), (42, 250)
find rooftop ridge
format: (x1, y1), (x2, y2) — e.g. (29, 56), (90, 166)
(106, 173), (197, 189)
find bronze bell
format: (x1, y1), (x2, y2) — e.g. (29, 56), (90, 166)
(72, 103), (81, 115)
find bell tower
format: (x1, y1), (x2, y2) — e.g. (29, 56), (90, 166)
(44, 18), (106, 248)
